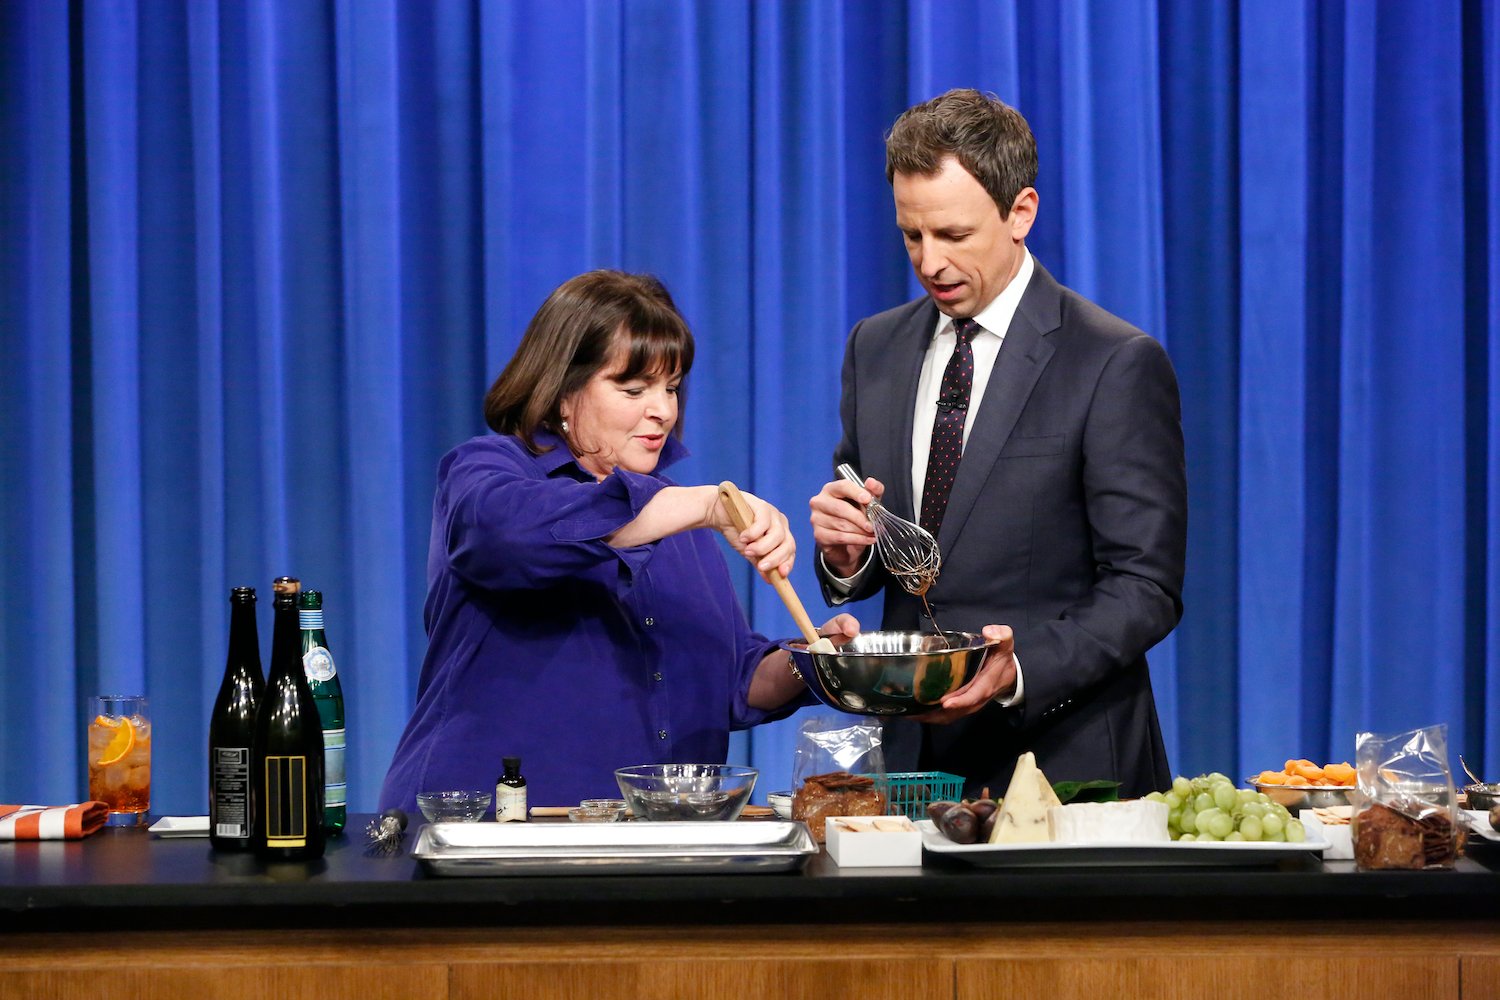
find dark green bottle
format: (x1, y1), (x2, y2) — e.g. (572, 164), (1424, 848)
(252, 578), (326, 860)
(298, 590), (346, 834)
(209, 586), (264, 850)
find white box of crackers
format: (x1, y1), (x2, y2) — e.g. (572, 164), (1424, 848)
(824, 815), (922, 867)
(1303, 806), (1353, 860)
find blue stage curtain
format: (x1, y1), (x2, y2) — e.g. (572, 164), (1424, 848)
(1, 0), (1496, 814)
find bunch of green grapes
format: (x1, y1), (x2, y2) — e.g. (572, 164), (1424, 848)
(1146, 773), (1306, 843)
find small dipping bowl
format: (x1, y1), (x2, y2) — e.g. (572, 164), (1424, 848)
(569, 799), (629, 823)
(767, 791), (793, 820)
(416, 790), (492, 823)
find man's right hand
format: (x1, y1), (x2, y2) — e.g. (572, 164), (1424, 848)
(809, 475), (881, 577)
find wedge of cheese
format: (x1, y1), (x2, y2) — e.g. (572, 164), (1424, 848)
(988, 752), (1063, 844)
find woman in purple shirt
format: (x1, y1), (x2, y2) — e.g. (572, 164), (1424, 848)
(379, 270), (857, 813)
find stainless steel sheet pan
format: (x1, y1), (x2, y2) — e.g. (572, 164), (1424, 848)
(413, 819), (817, 876)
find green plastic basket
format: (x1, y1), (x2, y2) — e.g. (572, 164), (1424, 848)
(869, 771), (965, 820)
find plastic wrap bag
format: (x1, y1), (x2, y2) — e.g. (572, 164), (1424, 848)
(791, 715), (886, 786)
(1352, 724), (1465, 870)
(789, 715), (887, 842)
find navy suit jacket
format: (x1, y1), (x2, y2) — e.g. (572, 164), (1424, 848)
(816, 262), (1186, 798)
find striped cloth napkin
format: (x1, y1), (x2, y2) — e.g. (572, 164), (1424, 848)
(0, 802), (111, 840)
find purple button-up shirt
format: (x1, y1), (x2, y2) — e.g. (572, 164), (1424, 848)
(379, 429), (799, 813)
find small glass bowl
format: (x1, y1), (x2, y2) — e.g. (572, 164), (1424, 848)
(416, 790), (492, 823)
(569, 799), (628, 823)
(767, 791), (793, 820)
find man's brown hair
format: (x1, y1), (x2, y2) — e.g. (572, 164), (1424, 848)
(885, 88), (1038, 219)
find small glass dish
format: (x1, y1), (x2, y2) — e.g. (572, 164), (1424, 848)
(417, 790), (492, 823)
(767, 791), (793, 820)
(569, 799), (628, 823)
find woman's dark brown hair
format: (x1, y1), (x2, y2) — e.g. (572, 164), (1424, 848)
(484, 270), (695, 454)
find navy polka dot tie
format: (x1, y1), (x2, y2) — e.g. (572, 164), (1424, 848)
(919, 317), (979, 536)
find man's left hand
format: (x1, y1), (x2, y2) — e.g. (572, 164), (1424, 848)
(911, 624), (1015, 724)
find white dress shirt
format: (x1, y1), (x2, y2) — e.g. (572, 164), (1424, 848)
(909, 250), (1033, 515)
(824, 252), (1037, 706)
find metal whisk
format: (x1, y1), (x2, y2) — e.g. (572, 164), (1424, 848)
(836, 464), (946, 635)
(364, 807), (409, 856)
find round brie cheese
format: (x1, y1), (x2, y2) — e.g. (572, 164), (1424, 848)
(1047, 800), (1170, 844)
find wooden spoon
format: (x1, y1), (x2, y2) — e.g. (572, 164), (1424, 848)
(717, 481), (831, 651)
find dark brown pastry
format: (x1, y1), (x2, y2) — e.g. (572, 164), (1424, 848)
(792, 771), (887, 843)
(1354, 804), (1424, 869)
(1354, 801), (1463, 870)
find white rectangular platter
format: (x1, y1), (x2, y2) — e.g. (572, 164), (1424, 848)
(148, 816), (210, 838)
(918, 818), (1329, 867)
(1463, 810), (1500, 843)
(413, 819), (817, 876)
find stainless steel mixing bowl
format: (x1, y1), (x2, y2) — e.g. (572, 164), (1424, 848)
(1464, 783), (1500, 811)
(1247, 780), (1357, 811)
(780, 630), (999, 717)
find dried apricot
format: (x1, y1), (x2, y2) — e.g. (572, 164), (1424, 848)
(1291, 763), (1325, 784)
(1324, 762), (1356, 786)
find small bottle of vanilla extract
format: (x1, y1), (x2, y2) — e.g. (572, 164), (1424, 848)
(495, 756), (527, 822)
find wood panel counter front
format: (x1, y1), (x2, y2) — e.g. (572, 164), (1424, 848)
(4, 817), (1500, 1000)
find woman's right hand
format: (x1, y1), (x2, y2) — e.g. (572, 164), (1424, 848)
(709, 488), (796, 579)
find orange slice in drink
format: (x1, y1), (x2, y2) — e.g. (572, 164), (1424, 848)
(95, 715), (135, 766)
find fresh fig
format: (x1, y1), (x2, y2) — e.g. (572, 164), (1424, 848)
(981, 809), (998, 842)
(927, 800), (960, 823)
(968, 799), (998, 823)
(936, 802), (980, 844)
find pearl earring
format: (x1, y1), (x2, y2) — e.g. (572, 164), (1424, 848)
(561, 419), (569, 434)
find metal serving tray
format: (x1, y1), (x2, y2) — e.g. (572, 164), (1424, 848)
(413, 820), (817, 876)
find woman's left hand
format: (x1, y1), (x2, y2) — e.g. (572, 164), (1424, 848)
(817, 613), (861, 645)
(748, 613), (859, 711)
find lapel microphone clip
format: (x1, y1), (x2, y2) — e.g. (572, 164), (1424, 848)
(935, 389), (968, 414)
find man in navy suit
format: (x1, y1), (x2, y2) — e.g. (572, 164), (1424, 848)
(810, 90), (1186, 799)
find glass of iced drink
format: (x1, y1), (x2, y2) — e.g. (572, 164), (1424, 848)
(88, 695), (151, 826)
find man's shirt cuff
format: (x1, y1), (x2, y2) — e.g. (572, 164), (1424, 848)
(992, 652), (1024, 707)
(819, 547), (875, 601)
